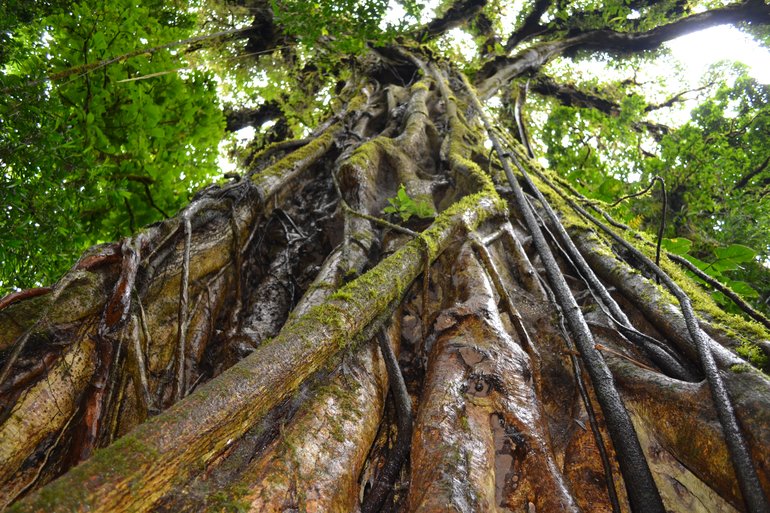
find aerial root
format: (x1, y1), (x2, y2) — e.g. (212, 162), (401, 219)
(101, 235), (143, 334)
(360, 328), (413, 513)
(232, 319), (396, 512)
(229, 202), (244, 326)
(509, 233), (622, 513)
(174, 214), (192, 402)
(75, 329), (119, 464)
(482, 223), (545, 296)
(461, 70), (666, 512)
(607, 175), (667, 282)
(556, 310), (623, 513)
(495, 134), (696, 382)
(0, 351), (57, 398)
(507, 117), (769, 510)
(561, 179), (770, 512)
(127, 312), (153, 415)
(668, 252), (770, 331)
(0, 287), (53, 312)
(420, 251), (430, 343)
(469, 233), (541, 364)
(77, 233), (144, 454)
(409, 243), (579, 512)
(513, 80), (534, 158)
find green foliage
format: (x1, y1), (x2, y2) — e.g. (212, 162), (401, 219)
(664, 238), (760, 312)
(736, 340), (770, 370)
(271, 0), (402, 54)
(534, 60), (770, 316)
(663, 238), (759, 304)
(383, 184), (435, 222)
(0, 0), (225, 292)
(0, 0), (73, 67)
(661, 237), (692, 256)
(539, 99), (645, 204)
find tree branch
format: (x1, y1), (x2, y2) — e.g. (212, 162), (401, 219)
(645, 83), (713, 112)
(528, 74), (671, 139)
(530, 75), (620, 115)
(504, 0), (552, 51)
(575, 0), (770, 54)
(416, 0), (487, 41)
(530, 0), (694, 43)
(476, 0), (770, 99)
(225, 101), (283, 132)
(142, 183), (170, 219)
(735, 154), (770, 190)
(7, 26), (254, 91)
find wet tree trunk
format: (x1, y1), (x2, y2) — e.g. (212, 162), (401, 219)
(1, 53), (769, 513)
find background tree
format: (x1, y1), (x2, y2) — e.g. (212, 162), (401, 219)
(0, 0), (225, 289)
(1, 1), (770, 512)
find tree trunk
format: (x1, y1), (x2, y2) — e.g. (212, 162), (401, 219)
(1, 53), (769, 513)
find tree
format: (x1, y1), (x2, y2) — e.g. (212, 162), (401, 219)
(1, 1), (770, 512)
(0, 0), (225, 290)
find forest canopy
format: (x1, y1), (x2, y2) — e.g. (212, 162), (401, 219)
(1, 0), (769, 313)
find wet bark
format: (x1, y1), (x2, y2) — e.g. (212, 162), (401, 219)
(1, 52), (769, 513)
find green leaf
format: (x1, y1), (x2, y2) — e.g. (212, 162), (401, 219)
(714, 244), (756, 263)
(683, 254), (719, 275)
(727, 280), (759, 299)
(595, 177), (623, 202)
(711, 258), (739, 273)
(662, 237), (692, 256)
(382, 184), (435, 223)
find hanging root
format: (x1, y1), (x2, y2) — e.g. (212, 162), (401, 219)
(420, 251), (430, 343)
(469, 233), (542, 370)
(608, 175), (667, 280)
(128, 313), (154, 415)
(494, 132), (696, 382)
(174, 214), (192, 402)
(514, 80), (534, 159)
(361, 328), (413, 513)
(668, 252), (770, 331)
(530, 197), (696, 381)
(507, 122), (769, 510)
(563, 192), (770, 512)
(558, 313), (623, 513)
(101, 235), (143, 334)
(459, 71), (667, 512)
(229, 202), (244, 325)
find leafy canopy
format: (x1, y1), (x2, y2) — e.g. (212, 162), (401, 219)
(1, 0), (224, 291)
